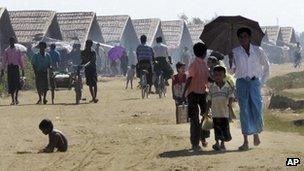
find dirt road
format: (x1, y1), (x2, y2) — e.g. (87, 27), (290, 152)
(0, 78), (303, 171)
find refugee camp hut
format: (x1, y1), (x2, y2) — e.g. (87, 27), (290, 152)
(261, 27), (270, 43)
(57, 12), (104, 47)
(162, 20), (193, 64)
(262, 26), (284, 46)
(187, 24), (205, 44)
(9, 10), (62, 46)
(280, 27), (297, 45)
(0, 7), (16, 53)
(132, 18), (165, 47)
(97, 15), (140, 72)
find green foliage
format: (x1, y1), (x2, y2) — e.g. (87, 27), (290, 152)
(264, 111), (304, 135)
(266, 71), (304, 92)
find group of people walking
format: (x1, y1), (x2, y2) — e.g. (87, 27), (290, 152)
(1, 27), (270, 152)
(1, 38), (99, 105)
(172, 27), (270, 151)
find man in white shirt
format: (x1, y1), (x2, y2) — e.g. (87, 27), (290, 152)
(231, 27), (270, 151)
(153, 36), (173, 87)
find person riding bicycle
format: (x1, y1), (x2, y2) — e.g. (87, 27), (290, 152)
(153, 36), (173, 88)
(136, 35), (154, 93)
(294, 42), (302, 68)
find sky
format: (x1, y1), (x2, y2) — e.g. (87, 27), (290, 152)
(1, 0), (304, 32)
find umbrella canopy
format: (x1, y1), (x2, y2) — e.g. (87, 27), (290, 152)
(200, 16), (265, 55)
(15, 43), (27, 53)
(32, 36), (73, 53)
(108, 46), (125, 61)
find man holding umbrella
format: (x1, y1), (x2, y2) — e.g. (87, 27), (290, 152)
(200, 16), (270, 151)
(232, 27), (270, 150)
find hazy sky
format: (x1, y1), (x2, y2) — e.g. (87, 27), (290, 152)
(1, 0), (304, 32)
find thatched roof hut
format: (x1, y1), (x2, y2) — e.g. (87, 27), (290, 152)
(0, 7), (16, 52)
(57, 12), (104, 46)
(132, 18), (165, 46)
(261, 27), (270, 43)
(162, 20), (193, 63)
(280, 27), (297, 45)
(261, 26), (284, 46)
(97, 15), (139, 50)
(187, 24), (204, 44)
(9, 10), (62, 44)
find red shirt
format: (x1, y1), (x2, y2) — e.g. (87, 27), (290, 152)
(187, 57), (209, 95)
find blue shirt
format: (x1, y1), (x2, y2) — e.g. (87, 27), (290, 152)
(136, 44), (154, 61)
(32, 52), (52, 71)
(49, 50), (61, 68)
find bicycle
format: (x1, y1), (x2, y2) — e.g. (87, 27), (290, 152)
(140, 70), (150, 99)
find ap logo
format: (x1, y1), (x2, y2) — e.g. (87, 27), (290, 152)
(286, 158), (301, 166)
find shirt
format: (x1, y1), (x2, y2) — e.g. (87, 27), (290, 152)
(136, 44), (154, 61)
(49, 50), (61, 68)
(1, 47), (25, 70)
(153, 43), (168, 58)
(172, 74), (187, 97)
(45, 129), (68, 152)
(208, 82), (234, 118)
(232, 44), (270, 84)
(187, 57), (209, 95)
(32, 52), (52, 71)
(81, 49), (96, 69)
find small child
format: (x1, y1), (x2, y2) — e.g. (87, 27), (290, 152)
(208, 66), (234, 151)
(39, 119), (68, 153)
(126, 65), (136, 89)
(172, 62), (187, 105)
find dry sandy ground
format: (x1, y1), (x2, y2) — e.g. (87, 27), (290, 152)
(0, 77), (303, 171)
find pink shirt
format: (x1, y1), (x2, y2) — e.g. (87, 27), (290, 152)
(1, 47), (25, 70)
(187, 57), (209, 95)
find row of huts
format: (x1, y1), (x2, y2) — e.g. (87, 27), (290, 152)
(0, 7), (299, 64)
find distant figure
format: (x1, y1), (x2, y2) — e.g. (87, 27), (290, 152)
(208, 66), (234, 151)
(81, 40), (98, 103)
(231, 27), (270, 151)
(172, 62), (187, 103)
(120, 50), (129, 76)
(38, 119), (68, 153)
(294, 42), (302, 68)
(69, 44), (82, 66)
(95, 43), (103, 74)
(49, 44), (61, 70)
(182, 43), (210, 151)
(153, 36), (173, 87)
(181, 47), (191, 69)
(136, 35), (154, 93)
(172, 62), (187, 122)
(0, 37), (25, 105)
(32, 42), (52, 105)
(125, 64), (136, 89)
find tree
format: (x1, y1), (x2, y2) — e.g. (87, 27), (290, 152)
(191, 17), (204, 25)
(178, 13), (189, 24)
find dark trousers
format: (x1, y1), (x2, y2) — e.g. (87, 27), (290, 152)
(137, 60), (153, 86)
(188, 92), (210, 146)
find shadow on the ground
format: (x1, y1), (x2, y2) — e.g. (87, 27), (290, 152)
(121, 98), (141, 101)
(0, 102), (90, 107)
(159, 148), (247, 158)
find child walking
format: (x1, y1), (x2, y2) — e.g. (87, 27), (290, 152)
(208, 66), (234, 151)
(172, 62), (187, 123)
(182, 43), (210, 151)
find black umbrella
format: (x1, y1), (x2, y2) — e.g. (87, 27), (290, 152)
(200, 16), (265, 55)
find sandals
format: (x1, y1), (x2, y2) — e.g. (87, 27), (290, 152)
(212, 144), (221, 151)
(43, 100), (48, 105)
(238, 144), (249, 151)
(201, 140), (208, 148)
